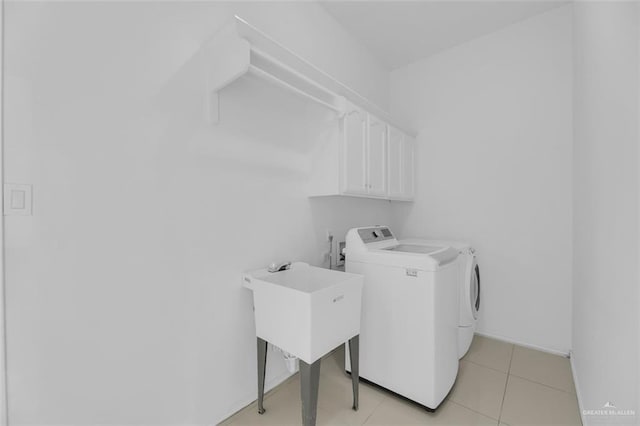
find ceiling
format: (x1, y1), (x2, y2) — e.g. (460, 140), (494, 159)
(320, 1), (567, 69)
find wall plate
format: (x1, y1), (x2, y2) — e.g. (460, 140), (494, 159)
(4, 183), (32, 216)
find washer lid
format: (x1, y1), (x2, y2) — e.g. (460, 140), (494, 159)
(382, 244), (443, 254)
(349, 246), (459, 271)
(400, 238), (472, 252)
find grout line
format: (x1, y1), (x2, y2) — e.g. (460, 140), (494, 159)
(474, 331), (569, 358)
(507, 373), (577, 395)
(504, 341), (577, 394)
(484, 339), (577, 395)
(497, 375), (510, 424)
(361, 395), (388, 425)
(569, 352), (586, 426)
(220, 371), (300, 424)
(497, 344), (515, 423)
(447, 400), (501, 422)
(463, 358), (511, 375)
(507, 343), (515, 375)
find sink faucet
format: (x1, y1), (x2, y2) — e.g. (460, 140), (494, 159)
(268, 261), (292, 273)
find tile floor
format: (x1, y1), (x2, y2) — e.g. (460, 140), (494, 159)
(220, 335), (582, 425)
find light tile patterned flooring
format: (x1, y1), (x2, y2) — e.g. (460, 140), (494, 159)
(220, 335), (582, 425)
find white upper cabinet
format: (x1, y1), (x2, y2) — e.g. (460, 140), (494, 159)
(342, 107), (368, 195)
(402, 136), (415, 200)
(309, 102), (415, 202)
(367, 115), (388, 196)
(386, 126), (415, 201)
(387, 126), (404, 199)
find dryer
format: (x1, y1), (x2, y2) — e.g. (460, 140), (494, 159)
(402, 239), (480, 358)
(345, 226), (460, 410)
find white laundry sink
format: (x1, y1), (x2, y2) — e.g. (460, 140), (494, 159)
(243, 262), (363, 364)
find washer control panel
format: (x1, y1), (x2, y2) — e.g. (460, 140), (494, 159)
(357, 226), (395, 244)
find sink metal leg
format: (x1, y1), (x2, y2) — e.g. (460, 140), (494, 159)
(300, 359), (321, 426)
(257, 337), (267, 415)
(348, 335), (360, 411)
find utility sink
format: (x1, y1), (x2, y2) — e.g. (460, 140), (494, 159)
(243, 262), (363, 364)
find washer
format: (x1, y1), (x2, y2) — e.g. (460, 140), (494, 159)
(345, 226), (460, 410)
(402, 239), (480, 359)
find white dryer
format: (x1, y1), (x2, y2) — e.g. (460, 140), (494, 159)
(403, 239), (480, 359)
(345, 226), (460, 410)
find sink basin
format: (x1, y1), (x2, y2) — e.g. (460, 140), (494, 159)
(243, 262), (363, 364)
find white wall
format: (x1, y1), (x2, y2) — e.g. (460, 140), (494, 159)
(3, 2), (391, 424)
(572, 2), (639, 424)
(389, 6), (573, 354)
(0, 0), (7, 424)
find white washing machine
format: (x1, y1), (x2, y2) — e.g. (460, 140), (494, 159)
(345, 226), (460, 410)
(403, 239), (480, 359)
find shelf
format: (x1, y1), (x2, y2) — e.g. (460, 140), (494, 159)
(204, 16), (416, 137)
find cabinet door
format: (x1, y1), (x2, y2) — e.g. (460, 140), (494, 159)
(387, 126), (404, 198)
(402, 136), (415, 199)
(367, 115), (387, 196)
(342, 108), (368, 195)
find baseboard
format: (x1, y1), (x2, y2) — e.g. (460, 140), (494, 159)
(569, 351), (587, 426)
(474, 330), (570, 357)
(215, 369), (294, 425)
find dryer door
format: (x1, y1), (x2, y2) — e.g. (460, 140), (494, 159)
(470, 261), (480, 320)
(460, 255), (480, 326)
